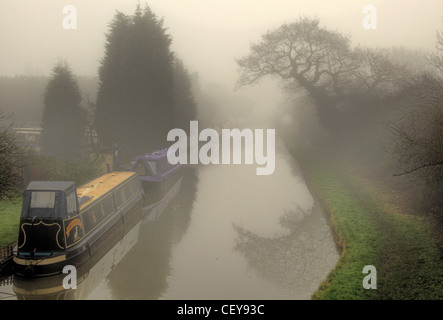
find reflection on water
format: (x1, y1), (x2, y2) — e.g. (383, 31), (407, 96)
(233, 202), (339, 295)
(1, 141), (339, 300)
(105, 168), (198, 299)
(160, 141), (339, 300)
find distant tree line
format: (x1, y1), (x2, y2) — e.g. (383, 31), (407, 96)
(0, 75), (97, 125)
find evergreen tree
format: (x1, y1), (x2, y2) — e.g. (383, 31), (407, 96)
(172, 58), (198, 133)
(41, 62), (85, 160)
(95, 5), (175, 159)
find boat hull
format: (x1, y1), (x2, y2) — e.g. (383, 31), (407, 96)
(141, 165), (183, 205)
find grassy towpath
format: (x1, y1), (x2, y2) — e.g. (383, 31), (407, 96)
(289, 146), (442, 300)
(0, 198), (22, 249)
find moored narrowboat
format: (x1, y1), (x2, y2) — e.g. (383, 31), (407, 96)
(13, 171), (143, 277)
(131, 148), (182, 204)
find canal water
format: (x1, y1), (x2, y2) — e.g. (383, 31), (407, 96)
(0, 136), (339, 300)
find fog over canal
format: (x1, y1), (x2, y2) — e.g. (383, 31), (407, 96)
(84, 137), (339, 299)
(2, 123), (339, 300)
(1, 0), (441, 302)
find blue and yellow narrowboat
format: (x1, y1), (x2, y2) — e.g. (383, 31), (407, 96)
(13, 171), (143, 277)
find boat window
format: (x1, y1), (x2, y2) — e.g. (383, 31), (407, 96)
(66, 191), (78, 217)
(129, 180), (134, 194)
(121, 188), (127, 203)
(28, 191), (57, 218)
(102, 195), (114, 215)
(123, 185), (130, 200)
(132, 179), (141, 192)
(31, 191), (55, 209)
(146, 161), (157, 176)
(114, 188), (125, 208)
(135, 162), (146, 176)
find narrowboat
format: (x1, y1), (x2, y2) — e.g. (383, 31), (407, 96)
(131, 148), (182, 204)
(13, 171), (143, 277)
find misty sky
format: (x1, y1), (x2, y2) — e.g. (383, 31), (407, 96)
(1, 0), (442, 91)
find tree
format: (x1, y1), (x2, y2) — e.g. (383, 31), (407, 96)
(352, 47), (407, 95)
(390, 75), (443, 177)
(428, 30), (443, 73)
(41, 62), (86, 160)
(0, 110), (24, 200)
(237, 17), (405, 132)
(95, 4), (175, 159)
(172, 58), (198, 132)
(389, 30), (443, 219)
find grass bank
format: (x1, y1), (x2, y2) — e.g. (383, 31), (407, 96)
(0, 198), (22, 248)
(288, 145), (442, 300)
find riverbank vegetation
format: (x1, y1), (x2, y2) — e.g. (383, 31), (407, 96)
(285, 141), (442, 299)
(239, 17), (443, 299)
(0, 198), (22, 248)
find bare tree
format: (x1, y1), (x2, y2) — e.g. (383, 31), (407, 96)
(389, 29), (443, 219)
(427, 30), (443, 73)
(390, 74), (443, 177)
(237, 18), (358, 95)
(84, 96), (103, 156)
(237, 17), (404, 132)
(353, 47), (407, 95)
(391, 27), (443, 177)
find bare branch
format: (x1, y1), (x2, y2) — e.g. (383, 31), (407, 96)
(393, 161), (443, 176)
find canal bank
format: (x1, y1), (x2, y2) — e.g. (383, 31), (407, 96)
(284, 141), (443, 300)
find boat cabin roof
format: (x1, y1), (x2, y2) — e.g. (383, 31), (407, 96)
(76, 171), (137, 209)
(26, 181), (76, 193)
(133, 148), (168, 161)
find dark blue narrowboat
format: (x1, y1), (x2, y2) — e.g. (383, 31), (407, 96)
(13, 171), (143, 277)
